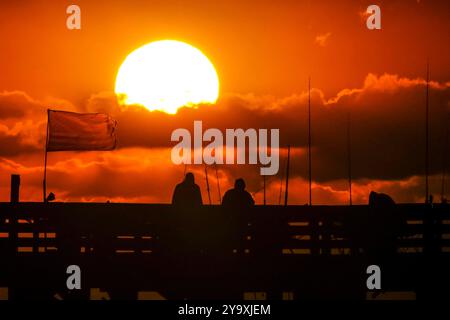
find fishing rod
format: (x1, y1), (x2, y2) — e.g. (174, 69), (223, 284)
(284, 145), (291, 206)
(205, 165), (212, 205)
(214, 164), (221, 204)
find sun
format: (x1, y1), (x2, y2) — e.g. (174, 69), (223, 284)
(115, 40), (219, 114)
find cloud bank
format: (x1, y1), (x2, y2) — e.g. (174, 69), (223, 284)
(0, 73), (448, 203)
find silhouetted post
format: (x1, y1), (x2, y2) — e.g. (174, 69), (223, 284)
(284, 145), (290, 206)
(10, 174), (20, 203)
(425, 60), (430, 204)
(10, 174), (20, 260)
(308, 77), (312, 206)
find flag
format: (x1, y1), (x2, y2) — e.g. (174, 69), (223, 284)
(46, 110), (117, 152)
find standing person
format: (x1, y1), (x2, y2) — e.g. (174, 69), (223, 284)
(171, 172), (203, 207)
(167, 172), (203, 299)
(366, 191), (404, 258)
(222, 178), (255, 261)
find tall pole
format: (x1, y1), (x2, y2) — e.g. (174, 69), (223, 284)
(205, 165), (212, 205)
(347, 110), (353, 206)
(425, 59), (430, 204)
(214, 164), (221, 204)
(308, 77), (312, 206)
(284, 145), (291, 206)
(11, 174), (20, 203)
(43, 109), (49, 203)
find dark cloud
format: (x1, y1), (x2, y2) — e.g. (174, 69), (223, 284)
(0, 74), (449, 203)
(85, 73), (450, 183)
(0, 91), (40, 119)
(0, 91), (78, 156)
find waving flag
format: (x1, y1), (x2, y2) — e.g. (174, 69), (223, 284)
(46, 110), (117, 152)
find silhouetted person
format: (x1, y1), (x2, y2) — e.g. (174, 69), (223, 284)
(222, 178), (255, 208)
(171, 172), (203, 207)
(221, 179), (254, 262)
(368, 191), (395, 208)
(366, 191), (404, 259)
(165, 172), (203, 298)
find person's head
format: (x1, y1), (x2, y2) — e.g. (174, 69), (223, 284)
(184, 172), (195, 184)
(235, 178), (246, 191)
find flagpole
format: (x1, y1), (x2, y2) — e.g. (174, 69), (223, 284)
(43, 109), (50, 203)
(284, 145), (290, 206)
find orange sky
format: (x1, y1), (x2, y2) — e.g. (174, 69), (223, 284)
(0, 0), (449, 204)
(1, 0), (449, 101)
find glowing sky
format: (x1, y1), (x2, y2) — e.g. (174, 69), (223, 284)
(0, 0), (449, 204)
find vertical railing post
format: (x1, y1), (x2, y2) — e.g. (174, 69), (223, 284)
(423, 204), (440, 255)
(9, 175), (20, 255)
(310, 207), (320, 256)
(10, 175), (20, 204)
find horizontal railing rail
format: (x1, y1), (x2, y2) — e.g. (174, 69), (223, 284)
(0, 202), (449, 300)
(1, 202), (449, 256)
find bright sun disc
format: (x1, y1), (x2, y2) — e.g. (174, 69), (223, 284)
(115, 40), (219, 114)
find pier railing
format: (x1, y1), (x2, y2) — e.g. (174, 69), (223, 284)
(0, 202), (449, 300)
